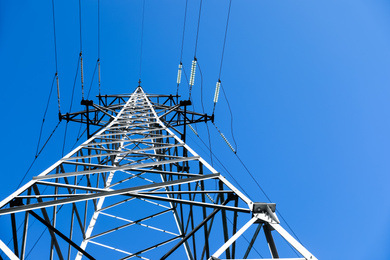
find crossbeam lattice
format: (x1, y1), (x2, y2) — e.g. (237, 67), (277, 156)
(0, 87), (317, 260)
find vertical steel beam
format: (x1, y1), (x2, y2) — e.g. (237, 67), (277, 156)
(20, 188), (31, 260)
(161, 198), (231, 260)
(211, 216), (258, 259)
(32, 185), (64, 260)
(10, 212), (19, 258)
(243, 223), (262, 259)
(219, 181), (231, 259)
(28, 211), (95, 260)
(231, 196), (239, 258)
(263, 223), (279, 258)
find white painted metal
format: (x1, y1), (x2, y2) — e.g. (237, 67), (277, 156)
(270, 223), (318, 260)
(211, 216), (258, 259)
(0, 240), (19, 260)
(0, 87), (318, 260)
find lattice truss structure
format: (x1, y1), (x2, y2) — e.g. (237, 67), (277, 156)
(0, 87), (317, 260)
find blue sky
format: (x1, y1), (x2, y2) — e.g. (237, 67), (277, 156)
(1, 0), (390, 259)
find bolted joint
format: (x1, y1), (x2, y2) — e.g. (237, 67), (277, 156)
(227, 192), (238, 201)
(180, 100), (192, 106)
(252, 202), (276, 213)
(252, 202), (280, 224)
(10, 198), (24, 207)
(81, 99), (93, 106)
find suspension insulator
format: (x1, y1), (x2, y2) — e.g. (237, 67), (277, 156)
(189, 59), (197, 86)
(56, 74), (61, 112)
(188, 124), (198, 136)
(214, 80), (221, 103)
(177, 63), (182, 84)
(80, 53), (84, 99)
(220, 132), (236, 153)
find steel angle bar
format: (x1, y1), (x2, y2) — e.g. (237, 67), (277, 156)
(61, 161), (115, 169)
(145, 96), (253, 207)
(138, 190), (233, 195)
(243, 223), (262, 259)
(122, 143), (183, 152)
(158, 104), (181, 119)
(0, 173), (220, 215)
(63, 150), (125, 161)
(269, 223), (318, 260)
(105, 212), (180, 237)
(160, 197), (232, 260)
(125, 193), (251, 213)
(17, 194), (91, 199)
(32, 156), (200, 181)
(86, 241), (148, 260)
(130, 153), (187, 160)
(28, 211), (95, 260)
(130, 168), (200, 177)
(211, 216), (258, 259)
(119, 236), (181, 260)
(0, 239), (18, 260)
(216, 259), (306, 260)
(91, 104), (117, 119)
(88, 209), (173, 240)
(36, 181), (112, 192)
(263, 224), (279, 258)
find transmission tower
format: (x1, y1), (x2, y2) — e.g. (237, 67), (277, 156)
(0, 87), (317, 260)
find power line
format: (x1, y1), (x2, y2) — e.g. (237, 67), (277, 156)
(220, 82), (238, 151)
(98, 0), (101, 59)
(62, 56), (80, 156)
(16, 121), (61, 190)
(51, 0), (59, 73)
(51, 0), (61, 114)
(211, 119), (304, 244)
(78, 0), (85, 99)
(194, 0), (203, 58)
(139, 0), (146, 82)
(176, 0), (189, 96)
(98, 0), (101, 95)
(78, 0), (83, 52)
(179, 0), (188, 63)
(218, 0), (233, 80)
(35, 75), (56, 157)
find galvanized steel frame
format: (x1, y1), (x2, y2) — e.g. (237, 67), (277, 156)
(0, 87), (317, 260)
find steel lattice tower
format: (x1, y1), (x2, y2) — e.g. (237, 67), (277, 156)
(0, 87), (317, 260)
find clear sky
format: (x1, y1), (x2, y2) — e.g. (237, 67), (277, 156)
(1, 0), (390, 259)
